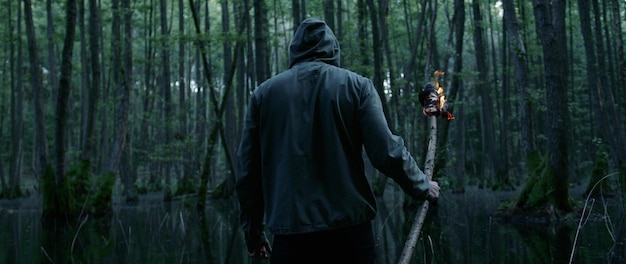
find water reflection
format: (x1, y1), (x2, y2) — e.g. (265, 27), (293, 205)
(0, 187), (624, 263)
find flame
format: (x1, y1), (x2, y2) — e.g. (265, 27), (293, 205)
(433, 70), (446, 110)
(432, 70), (454, 121)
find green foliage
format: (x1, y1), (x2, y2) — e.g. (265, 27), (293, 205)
(90, 171), (116, 216)
(41, 161), (116, 218)
(41, 161), (90, 216)
(584, 139), (613, 196)
(174, 176), (196, 196)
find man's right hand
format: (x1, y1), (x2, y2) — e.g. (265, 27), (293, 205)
(427, 181), (440, 201)
(247, 238), (272, 260)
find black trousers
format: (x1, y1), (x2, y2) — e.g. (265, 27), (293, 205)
(270, 222), (376, 264)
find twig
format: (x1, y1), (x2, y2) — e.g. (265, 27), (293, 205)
(40, 246), (53, 263)
(569, 173), (618, 264)
(71, 214), (90, 254)
(118, 218), (131, 253)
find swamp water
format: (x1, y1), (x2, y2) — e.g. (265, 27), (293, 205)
(1, 186), (624, 263)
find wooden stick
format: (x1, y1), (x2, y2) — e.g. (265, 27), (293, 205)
(398, 115), (437, 264)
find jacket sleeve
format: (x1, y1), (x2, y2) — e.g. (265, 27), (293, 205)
(235, 94), (267, 247)
(358, 80), (431, 200)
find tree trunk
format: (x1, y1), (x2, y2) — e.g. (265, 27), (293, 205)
(159, 0), (173, 199)
(578, 0), (625, 195)
(323, 0), (335, 30)
(254, 0), (270, 83)
(336, 0), (343, 67)
(139, 0), (156, 190)
(502, 0), (534, 168)
(235, 0), (247, 155)
(611, 0), (625, 103)
(222, 0), (235, 176)
(292, 0), (300, 32)
(174, 0), (194, 196)
(471, 0), (499, 184)
(366, 0), (386, 115)
(593, 0), (626, 168)
(23, 0), (50, 180)
(55, 0), (77, 186)
(357, 0), (369, 72)
(119, 0), (135, 202)
(514, 0), (573, 214)
(46, 0), (59, 103)
(82, 0), (101, 163)
(450, 0), (466, 192)
(9, 0), (24, 198)
(189, 0), (239, 202)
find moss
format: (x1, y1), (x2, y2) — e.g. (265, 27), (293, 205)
(66, 160), (92, 214)
(514, 151), (548, 211)
(497, 150), (575, 219)
(41, 164), (58, 215)
(40, 162), (81, 217)
(90, 171), (116, 216)
(174, 176), (196, 196)
(41, 161), (116, 218)
(584, 146), (613, 197)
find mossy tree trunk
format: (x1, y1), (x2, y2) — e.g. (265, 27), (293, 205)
(504, 0), (574, 217)
(513, 151), (573, 216)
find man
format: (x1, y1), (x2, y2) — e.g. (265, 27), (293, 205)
(236, 18), (440, 263)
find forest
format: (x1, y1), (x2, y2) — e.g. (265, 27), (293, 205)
(0, 0), (624, 220)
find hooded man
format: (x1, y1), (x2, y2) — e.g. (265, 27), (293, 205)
(235, 18), (440, 263)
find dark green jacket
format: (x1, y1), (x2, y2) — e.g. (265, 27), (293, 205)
(236, 18), (430, 245)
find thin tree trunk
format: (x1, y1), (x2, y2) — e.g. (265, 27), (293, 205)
(593, 0), (626, 165)
(10, 0), (24, 198)
(160, 0), (173, 199)
(222, 0), (235, 171)
(23, 0), (50, 179)
(292, 0), (300, 32)
(55, 0), (77, 184)
(78, 0), (88, 159)
(175, 0), (193, 195)
(118, 0), (135, 201)
(189, 0), (241, 202)
(235, 0), (246, 153)
(324, 0), (335, 30)
(611, 0), (625, 104)
(140, 0), (156, 189)
(502, 0), (534, 166)
(254, 0), (270, 83)
(450, 0), (466, 192)
(46, 0), (59, 103)
(357, 0), (369, 71)
(82, 0), (101, 162)
(401, 1), (427, 133)
(299, 0), (306, 22)
(336, 0), (343, 67)
(472, 0), (498, 183)
(366, 0), (389, 121)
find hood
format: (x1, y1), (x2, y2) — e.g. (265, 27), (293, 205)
(289, 18), (340, 68)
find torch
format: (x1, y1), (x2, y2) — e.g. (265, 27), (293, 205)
(398, 71), (453, 264)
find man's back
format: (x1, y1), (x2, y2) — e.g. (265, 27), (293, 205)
(235, 18), (436, 263)
(249, 60), (379, 234)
